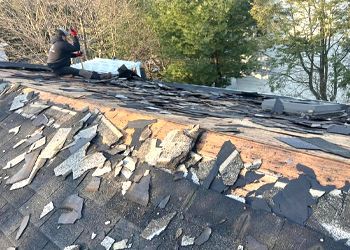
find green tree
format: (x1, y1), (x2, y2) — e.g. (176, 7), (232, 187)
(147, 0), (257, 86)
(251, 0), (350, 101)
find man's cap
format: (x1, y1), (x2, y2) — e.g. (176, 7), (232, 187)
(57, 28), (69, 37)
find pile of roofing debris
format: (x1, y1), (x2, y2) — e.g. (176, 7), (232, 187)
(0, 82), (350, 249)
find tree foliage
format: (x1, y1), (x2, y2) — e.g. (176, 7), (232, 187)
(251, 0), (350, 101)
(147, 0), (257, 86)
(0, 0), (164, 77)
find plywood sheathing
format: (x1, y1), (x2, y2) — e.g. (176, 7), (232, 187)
(25, 88), (349, 188)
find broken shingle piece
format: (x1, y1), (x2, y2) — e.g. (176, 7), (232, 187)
(92, 162), (111, 177)
(28, 136), (46, 153)
(121, 181), (132, 195)
(196, 158), (215, 181)
(272, 175), (315, 225)
(15, 215), (30, 240)
(3, 152), (26, 169)
(277, 137), (320, 150)
(141, 212), (177, 240)
(139, 125), (152, 142)
(98, 115), (123, 146)
(58, 194), (84, 224)
(113, 239), (129, 250)
(54, 143), (89, 177)
(121, 167), (133, 179)
(157, 125), (200, 169)
(9, 125), (21, 135)
(9, 93), (30, 111)
(64, 245), (80, 250)
(101, 236), (115, 250)
(158, 195), (170, 209)
(40, 202), (54, 219)
(32, 114), (49, 127)
(181, 235), (195, 246)
(327, 124), (350, 135)
(203, 140), (237, 189)
(21, 102), (50, 118)
(218, 150), (243, 186)
(137, 138), (162, 166)
(125, 175), (151, 206)
(74, 151), (106, 179)
(123, 157), (137, 171)
(6, 150), (40, 184)
(195, 227), (212, 246)
(39, 127), (71, 159)
(10, 158), (47, 190)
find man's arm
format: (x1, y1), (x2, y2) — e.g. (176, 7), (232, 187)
(71, 51), (83, 58)
(63, 36), (80, 53)
(62, 28), (80, 53)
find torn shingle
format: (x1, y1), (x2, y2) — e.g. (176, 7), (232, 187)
(58, 194), (84, 224)
(247, 159), (262, 171)
(272, 175), (315, 225)
(196, 158), (215, 181)
(195, 227), (211, 246)
(157, 125), (200, 169)
(181, 235), (195, 246)
(9, 93), (30, 111)
(64, 245), (80, 250)
(300, 137), (350, 158)
(123, 157), (137, 171)
(98, 115), (123, 146)
(218, 150), (243, 186)
(121, 167), (133, 179)
(203, 140), (237, 189)
(21, 102), (50, 118)
(113, 239), (129, 249)
(6, 150), (40, 184)
(137, 138), (162, 166)
(139, 125), (152, 142)
(101, 236), (115, 250)
(10, 157), (46, 190)
(141, 212), (176, 240)
(28, 136), (46, 152)
(122, 181), (132, 195)
(277, 137), (321, 150)
(92, 160), (111, 177)
(15, 214), (30, 240)
(3, 152), (26, 169)
(158, 195), (170, 209)
(39, 127), (71, 159)
(32, 114), (49, 127)
(175, 228), (183, 239)
(327, 124), (350, 135)
(8, 125), (21, 135)
(54, 143), (89, 177)
(125, 175), (151, 206)
(73, 151), (106, 179)
(40, 202), (54, 219)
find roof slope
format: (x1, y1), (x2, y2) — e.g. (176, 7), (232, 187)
(0, 64), (349, 249)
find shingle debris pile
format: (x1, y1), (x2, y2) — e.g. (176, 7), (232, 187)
(0, 77), (349, 249)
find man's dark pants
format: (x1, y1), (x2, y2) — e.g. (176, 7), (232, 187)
(52, 66), (101, 79)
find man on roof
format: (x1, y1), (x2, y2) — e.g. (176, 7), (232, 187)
(47, 27), (112, 80)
